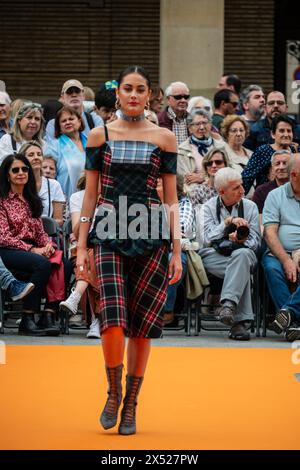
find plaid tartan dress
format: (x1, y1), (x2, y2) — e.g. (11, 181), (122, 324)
(85, 139), (177, 337)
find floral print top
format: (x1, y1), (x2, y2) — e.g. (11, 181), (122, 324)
(0, 191), (50, 251)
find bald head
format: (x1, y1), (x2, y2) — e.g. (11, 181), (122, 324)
(289, 153), (300, 172)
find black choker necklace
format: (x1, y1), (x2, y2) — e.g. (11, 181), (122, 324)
(120, 111), (145, 122)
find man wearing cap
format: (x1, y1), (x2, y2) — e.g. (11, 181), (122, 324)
(0, 92), (13, 139)
(45, 79), (103, 142)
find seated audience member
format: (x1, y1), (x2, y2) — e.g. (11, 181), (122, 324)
(158, 81), (190, 146)
(59, 174), (100, 338)
(45, 79), (103, 142)
(0, 255), (34, 301)
(212, 89), (239, 131)
(45, 105), (87, 200)
(252, 150), (291, 222)
(0, 92), (13, 138)
(149, 85), (164, 115)
(0, 102), (44, 162)
(42, 155), (57, 179)
(145, 110), (159, 125)
(20, 141), (65, 226)
(217, 74), (242, 96)
(190, 148), (230, 207)
(0, 154), (65, 336)
(244, 91), (300, 151)
(240, 85), (265, 126)
(94, 82), (117, 123)
(199, 168), (260, 340)
(177, 109), (224, 194)
(187, 96), (213, 119)
(242, 114), (299, 196)
(221, 115), (252, 173)
(262, 154), (300, 342)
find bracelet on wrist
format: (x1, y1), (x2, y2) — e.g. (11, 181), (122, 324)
(80, 216), (92, 223)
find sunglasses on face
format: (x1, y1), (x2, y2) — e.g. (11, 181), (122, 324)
(10, 166), (29, 174)
(228, 101), (239, 107)
(171, 94), (190, 100)
(206, 159), (224, 167)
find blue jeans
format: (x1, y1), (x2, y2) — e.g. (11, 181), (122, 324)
(0, 256), (15, 290)
(164, 252), (188, 312)
(261, 254), (300, 320)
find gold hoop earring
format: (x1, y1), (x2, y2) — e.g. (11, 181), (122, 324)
(145, 100), (150, 111)
(115, 97), (121, 110)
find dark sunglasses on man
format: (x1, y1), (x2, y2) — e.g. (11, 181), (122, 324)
(171, 94), (190, 100)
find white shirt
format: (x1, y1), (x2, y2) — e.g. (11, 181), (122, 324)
(39, 176), (65, 217)
(69, 190), (84, 214)
(0, 134), (45, 163)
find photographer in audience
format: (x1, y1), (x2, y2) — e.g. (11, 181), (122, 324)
(199, 167), (260, 340)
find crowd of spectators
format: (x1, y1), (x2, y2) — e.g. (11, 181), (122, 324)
(1, 72), (300, 342)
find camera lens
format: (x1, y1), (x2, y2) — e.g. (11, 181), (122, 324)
(236, 225), (249, 240)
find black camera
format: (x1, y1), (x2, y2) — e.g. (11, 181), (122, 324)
(212, 223), (249, 256)
(223, 223), (249, 241)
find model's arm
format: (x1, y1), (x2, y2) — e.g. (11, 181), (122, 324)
(161, 130), (182, 284)
(76, 127), (105, 268)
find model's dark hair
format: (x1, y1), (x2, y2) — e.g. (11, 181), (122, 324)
(117, 65), (151, 89)
(271, 114), (295, 134)
(0, 153), (43, 218)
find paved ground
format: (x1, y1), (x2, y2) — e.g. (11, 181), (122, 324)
(1, 319), (291, 348)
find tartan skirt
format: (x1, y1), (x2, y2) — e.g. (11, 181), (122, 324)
(94, 242), (169, 338)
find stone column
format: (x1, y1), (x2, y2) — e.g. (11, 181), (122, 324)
(160, 0), (224, 99)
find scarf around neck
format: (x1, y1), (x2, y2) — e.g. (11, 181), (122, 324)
(190, 134), (212, 156)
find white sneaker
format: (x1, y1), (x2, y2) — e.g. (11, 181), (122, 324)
(86, 318), (100, 339)
(60, 290), (81, 316)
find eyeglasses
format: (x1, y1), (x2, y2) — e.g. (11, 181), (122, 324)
(267, 100), (286, 106)
(229, 128), (245, 134)
(192, 121), (209, 127)
(206, 160), (224, 167)
(171, 94), (190, 100)
(10, 166), (29, 174)
(195, 106), (211, 112)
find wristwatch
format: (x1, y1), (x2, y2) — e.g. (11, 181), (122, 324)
(80, 216), (92, 223)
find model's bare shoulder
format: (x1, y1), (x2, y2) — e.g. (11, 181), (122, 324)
(157, 127), (177, 152)
(87, 126), (106, 147)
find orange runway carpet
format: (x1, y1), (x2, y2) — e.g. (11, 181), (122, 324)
(0, 345), (300, 450)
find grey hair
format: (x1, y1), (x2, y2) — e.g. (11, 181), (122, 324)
(214, 167), (242, 191)
(187, 96), (213, 116)
(271, 149), (292, 165)
(165, 81), (189, 97)
(187, 108), (212, 127)
(0, 91), (11, 105)
(240, 84), (264, 106)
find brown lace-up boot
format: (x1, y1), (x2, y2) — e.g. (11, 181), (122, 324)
(118, 375), (144, 435)
(100, 364), (123, 430)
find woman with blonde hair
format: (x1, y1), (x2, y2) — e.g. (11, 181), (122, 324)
(221, 114), (252, 174)
(0, 102), (44, 162)
(190, 148), (230, 207)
